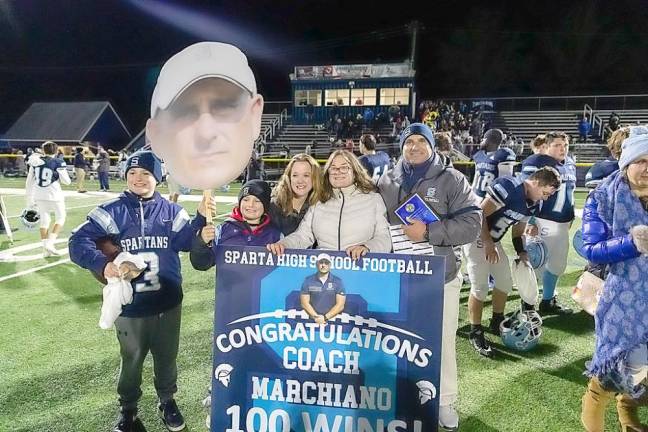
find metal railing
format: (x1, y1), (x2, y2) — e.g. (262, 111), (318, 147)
(583, 104), (604, 139)
(439, 94), (648, 112)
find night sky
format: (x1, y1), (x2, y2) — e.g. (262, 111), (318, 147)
(2, 0), (648, 135)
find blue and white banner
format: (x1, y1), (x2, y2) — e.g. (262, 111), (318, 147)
(211, 246), (446, 432)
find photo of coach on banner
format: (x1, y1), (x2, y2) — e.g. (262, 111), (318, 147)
(210, 245), (446, 432)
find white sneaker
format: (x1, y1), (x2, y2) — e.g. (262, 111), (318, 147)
(42, 246), (53, 257)
(45, 245), (64, 256)
(438, 405), (459, 431)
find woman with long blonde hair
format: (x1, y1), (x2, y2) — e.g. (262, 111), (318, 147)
(269, 154), (322, 235)
(267, 149), (391, 259)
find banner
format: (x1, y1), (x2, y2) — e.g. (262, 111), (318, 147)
(294, 63), (413, 80)
(211, 246), (446, 432)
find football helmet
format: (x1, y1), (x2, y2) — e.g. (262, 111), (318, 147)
(572, 229), (587, 259)
(20, 208), (40, 229)
(525, 237), (548, 269)
(500, 310), (543, 352)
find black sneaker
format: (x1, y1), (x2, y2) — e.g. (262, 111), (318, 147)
(489, 315), (505, 336)
(158, 399), (186, 431)
(539, 296), (573, 315)
(113, 408), (138, 432)
(469, 329), (494, 358)
(521, 300), (536, 312)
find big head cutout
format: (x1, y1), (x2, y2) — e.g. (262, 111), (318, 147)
(147, 42), (264, 190)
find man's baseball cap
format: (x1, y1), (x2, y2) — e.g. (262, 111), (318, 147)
(150, 41), (257, 117)
(316, 253), (332, 263)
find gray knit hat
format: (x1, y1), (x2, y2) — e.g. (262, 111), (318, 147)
(619, 126), (648, 170)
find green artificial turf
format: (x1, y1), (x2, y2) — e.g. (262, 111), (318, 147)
(0, 183), (645, 431)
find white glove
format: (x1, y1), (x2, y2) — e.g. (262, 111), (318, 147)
(630, 225), (648, 254)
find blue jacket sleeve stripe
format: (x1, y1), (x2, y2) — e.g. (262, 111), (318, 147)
(88, 207), (119, 235)
(172, 209), (190, 232)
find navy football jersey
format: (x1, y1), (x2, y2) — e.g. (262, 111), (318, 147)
(585, 159), (618, 188)
(33, 156), (65, 187)
(520, 154), (575, 222)
(486, 176), (541, 242)
(359, 151), (392, 184)
(69, 191), (204, 317)
(471, 148), (517, 199)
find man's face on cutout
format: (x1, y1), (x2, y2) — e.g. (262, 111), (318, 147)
(148, 78), (263, 190)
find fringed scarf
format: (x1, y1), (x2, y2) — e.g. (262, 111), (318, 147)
(588, 171), (648, 397)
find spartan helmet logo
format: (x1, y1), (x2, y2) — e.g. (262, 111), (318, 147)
(416, 380), (437, 405)
(214, 363), (233, 387)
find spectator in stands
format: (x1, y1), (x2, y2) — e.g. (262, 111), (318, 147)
(344, 138), (354, 153)
(377, 123), (482, 432)
(579, 115), (593, 143)
(305, 103), (315, 125)
(434, 132), (454, 167)
(73, 147), (88, 193)
(604, 112), (622, 142)
(96, 147), (111, 192)
(580, 126), (648, 432)
(269, 154), (322, 236)
(358, 134), (391, 183)
(363, 107), (375, 129)
(267, 149), (391, 258)
(469, 116), (484, 155)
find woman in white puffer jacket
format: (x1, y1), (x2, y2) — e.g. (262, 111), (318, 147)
(267, 149), (391, 259)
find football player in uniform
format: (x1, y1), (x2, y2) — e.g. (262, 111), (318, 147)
(471, 128), (518, 201)
(358, 134), (391, 184)
(69, 151), (208, 432)
(520, 131), (577, 315)
(465, 167), (561, 357)
(25, 141), (71, 256)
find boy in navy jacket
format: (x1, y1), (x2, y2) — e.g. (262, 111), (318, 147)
(190, 179), (281, 270)
(69, 151), (208, 432)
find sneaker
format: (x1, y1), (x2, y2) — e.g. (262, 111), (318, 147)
(438, 405), (459, 431)
(158, 399), (186, 431)
(489, 315), (505, 336)
(113, 408), (138, 432)
(539, 296), (573, 315)
(521, 300), (536, 311)
(469, 328), (494, 358)
(44, 245), (64, 256)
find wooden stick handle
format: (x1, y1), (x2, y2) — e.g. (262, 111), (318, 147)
(203, 189), (213, 221)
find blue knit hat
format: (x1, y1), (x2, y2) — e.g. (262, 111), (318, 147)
(125, 150), (163, 183)
(400, 123), (435, 151)
(619, 126), (648, 170)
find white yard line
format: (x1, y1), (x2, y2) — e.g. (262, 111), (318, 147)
(0, 258), (71, 283)
(1, 187), (237, 218)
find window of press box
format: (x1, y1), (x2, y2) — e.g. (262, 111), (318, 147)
(380, 88), (410, 106)
(294, 90), (322, 106)
(351, 88), (377, 106)
(325, 89), (350, 106)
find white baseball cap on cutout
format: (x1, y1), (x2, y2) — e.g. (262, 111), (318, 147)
(150, 41), (257, 117)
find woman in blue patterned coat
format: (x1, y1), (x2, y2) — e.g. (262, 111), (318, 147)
(580, 126), (648, 432)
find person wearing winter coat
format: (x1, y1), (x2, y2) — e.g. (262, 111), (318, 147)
(267, 150), (391, 258)
(378, 123), (482, 431)
(580, 126), (648, 432)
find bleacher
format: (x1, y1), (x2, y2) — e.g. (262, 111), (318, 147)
(491, 109), (648, 162)
(265, 121), (398, 159)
